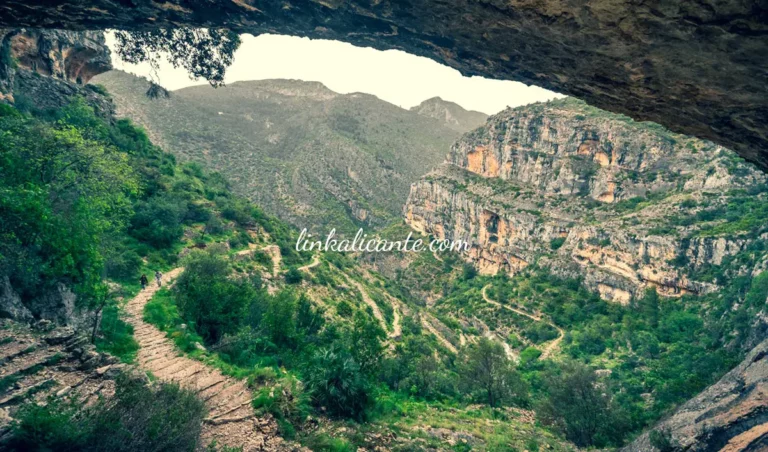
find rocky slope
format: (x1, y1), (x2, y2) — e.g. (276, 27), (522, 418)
(405, 98), (768, 304)
(93, 70), (477, 233)
(2, 1), (768, 172)
(622, 336), (768, 452)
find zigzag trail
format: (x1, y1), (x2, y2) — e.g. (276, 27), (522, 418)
(124, 268), (285, 451)
(481, 284), (564, 360)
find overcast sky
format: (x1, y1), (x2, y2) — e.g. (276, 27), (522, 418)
(106, 33), (561, 116)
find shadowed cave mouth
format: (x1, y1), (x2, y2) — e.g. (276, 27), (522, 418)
(2, 21), (768, 452)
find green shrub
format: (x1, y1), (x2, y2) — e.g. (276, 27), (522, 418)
(549, 237), (566, 250)
(305, 348), (370, 420)
(5, 376), (205, 452)
(302, 433), (356, 452)
(96, 304), (139, 363)
(252, 375), (309, 436)
(285, 267), (303, 284)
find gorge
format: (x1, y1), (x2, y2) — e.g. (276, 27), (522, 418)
(0, 21), (768, 452)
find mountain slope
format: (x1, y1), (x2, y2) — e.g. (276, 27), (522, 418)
(93, 71), (478, 233)
(410, 97), (487, 132)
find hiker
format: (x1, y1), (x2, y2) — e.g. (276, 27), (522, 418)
(155, 270), (163, 287)
(140, 274), (148, 290)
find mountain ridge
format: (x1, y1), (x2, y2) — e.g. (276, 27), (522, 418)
(94, 70), (485, 234)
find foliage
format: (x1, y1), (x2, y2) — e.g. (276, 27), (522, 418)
(113, 28), (241, 87)
(173, 250), (254, 344)
(252, 374), (310, 437)
(4, 375), (205, 452)
(536, 360), (627, 447)
(305, 347), (370, 420)
(458, 338), (528, 408)
(0, 101), (137, 300)
(95, 303), (139, 363)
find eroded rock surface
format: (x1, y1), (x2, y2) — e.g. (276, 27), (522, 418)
(0, 0), (767, 170)
(622, 337), (768, 452)
(0, 28), (113, 113)
(404, 98), (768, 303)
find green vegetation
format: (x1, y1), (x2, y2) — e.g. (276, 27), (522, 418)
(5, 376), (205, 452)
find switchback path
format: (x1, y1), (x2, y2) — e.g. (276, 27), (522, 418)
(420, 315), (458, 354)
(298, 254), (320, 272)
(341, 273), (404, 339)
(125, 268), (284, 451)
(481, 285), (564, 360)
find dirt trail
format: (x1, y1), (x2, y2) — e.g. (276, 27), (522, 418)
(125, 268), (283, 451)
(298, 254), (320, 272)
(421, 315), (458, 354)
(481, 285), (564, 360)
(390, 302), (402, 338)
(262, 245), (282, 277)
(341, 274), (392, 336)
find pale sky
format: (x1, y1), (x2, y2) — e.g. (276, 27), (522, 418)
(106, 33), (561, 115)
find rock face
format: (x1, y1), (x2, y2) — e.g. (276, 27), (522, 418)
(622, 337), (768, 452)
(0, 1), (767, 172)
(5, 29), (110, 84)
(404, 98), (768, 303)
(0, 29), (113, 113)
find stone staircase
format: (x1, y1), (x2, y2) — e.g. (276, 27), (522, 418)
(124, 268), (288, 451)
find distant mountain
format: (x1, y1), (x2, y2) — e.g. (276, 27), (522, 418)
(410, 97), (487, 132)
(93, 71), (480, 233)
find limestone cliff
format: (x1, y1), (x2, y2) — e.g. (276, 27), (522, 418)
(0, 29), (112, 113)
(405, 98), (768, 304)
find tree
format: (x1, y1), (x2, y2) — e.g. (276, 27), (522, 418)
(173, 250), (253, 344)
(262, 290), (298, 347)
(536, 360), (627, 447)
(348, 311), (385, 377)
(284, 267), (303, 284)
(296, 293), (324, 338)
(640, 287), (660, 328)
(462, 263), (477, 280)
(0, 105), (137, 299)
(458, 338), (528, 407)
(113, 28), (241, 88)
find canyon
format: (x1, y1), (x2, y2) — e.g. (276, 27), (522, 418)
(1, 0), (767, 172)
(405, 98), (768, 303)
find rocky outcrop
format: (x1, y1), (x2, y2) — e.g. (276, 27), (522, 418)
(0, 29), (112, 113)
(410, 97), (488, 133)
(405, 98), (768, 303)
(0, 277), (32, 322)
(622, 337), (768, 452)
(1, 1), (767, 171)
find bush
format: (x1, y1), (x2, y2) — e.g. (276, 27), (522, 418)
(549, 237), (566, 250)
(5, 376), (206, 452)
(105, 248), (143, 280)
(285, 267), (303, 284)
(129, 194), (188, 249)
(173, 250), (254, 344)
(305, 348), (370, 420)
(252, 375), (309, 436)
